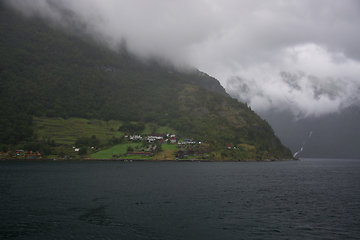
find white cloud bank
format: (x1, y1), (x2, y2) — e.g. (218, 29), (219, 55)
(6, 0), (360, 117)
(226, 43), (360, 118)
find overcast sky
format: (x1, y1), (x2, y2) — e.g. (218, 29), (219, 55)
(7, 0), (360, 118)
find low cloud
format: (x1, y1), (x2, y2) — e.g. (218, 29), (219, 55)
(5, 0), (360, 118)
(226, 43), (360, 118)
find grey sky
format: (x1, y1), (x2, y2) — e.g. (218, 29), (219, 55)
(6, 0), (360, 117)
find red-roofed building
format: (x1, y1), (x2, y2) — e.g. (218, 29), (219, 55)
(170, 137), (177, 144)
(148, 134), (163, 142)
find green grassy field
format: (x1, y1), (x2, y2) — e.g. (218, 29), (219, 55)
(33, 117), (177, 146)
(90, 142), (143, 159)
(90, 143), (180, 159)
(33, 117), (124, 145)
(162, 144), (179, 150)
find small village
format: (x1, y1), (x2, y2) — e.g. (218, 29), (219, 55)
(0, 150), (42, 159)
(125, 133), (209, 159)
(0, 131), (239, 161)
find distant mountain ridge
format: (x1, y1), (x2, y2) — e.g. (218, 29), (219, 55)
(0, 2), (292, 160)
(226, 61), (360, 159)
(258, 106), (360, 159)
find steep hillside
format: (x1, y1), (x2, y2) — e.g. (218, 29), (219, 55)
(0, 3), (292, 160)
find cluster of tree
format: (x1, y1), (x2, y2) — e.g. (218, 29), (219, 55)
(0, 138), (57, 157)
(153, 140), (163, 153)
(106, 136), (125, 146)
(0, 112), (33, 145)
(118, 121), (145, 134)
(78, 148), (87, 156)
(75, 135), (100, 148)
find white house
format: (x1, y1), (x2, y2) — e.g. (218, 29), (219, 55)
(183, 139), (195, 144)
(148, 134), (163, 142)
(130, 135), (142, 140)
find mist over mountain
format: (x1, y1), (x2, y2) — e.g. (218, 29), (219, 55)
(227, 71), (360, 158)
(258, 106), (360, 159)
(227, 71), (360, 118)
(5, 1), (360, 115)
(0, 1), (293, 160)
(5, 0), (360, 88)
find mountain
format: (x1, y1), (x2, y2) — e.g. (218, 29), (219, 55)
(259, 106), (360, 159)
(226, 57), (360, 159)
(0, 2), (292, 160)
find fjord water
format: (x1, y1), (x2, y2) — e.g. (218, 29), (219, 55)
(1, 159), (359, 239)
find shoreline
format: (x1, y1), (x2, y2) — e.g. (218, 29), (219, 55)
(0, 158), (300, 162)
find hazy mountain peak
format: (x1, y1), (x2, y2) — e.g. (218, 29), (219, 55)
(227, 71), (360, 119)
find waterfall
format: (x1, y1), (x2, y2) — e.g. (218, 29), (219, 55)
(293, 131), (313, 157)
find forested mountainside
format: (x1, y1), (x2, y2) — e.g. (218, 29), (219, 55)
(0, 2), (292, 159)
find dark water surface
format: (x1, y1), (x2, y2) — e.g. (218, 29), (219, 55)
(1, 159), (359, 239)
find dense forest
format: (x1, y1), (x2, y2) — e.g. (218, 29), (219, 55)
(0, 2), (292, 159)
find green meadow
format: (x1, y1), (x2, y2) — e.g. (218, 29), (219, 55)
(33, 117), (123, 145)
(91, 142), (143, 159)
(91, 142), (180, 159)
(33, 117), (176, 145)
(162, 144), (178, 150)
